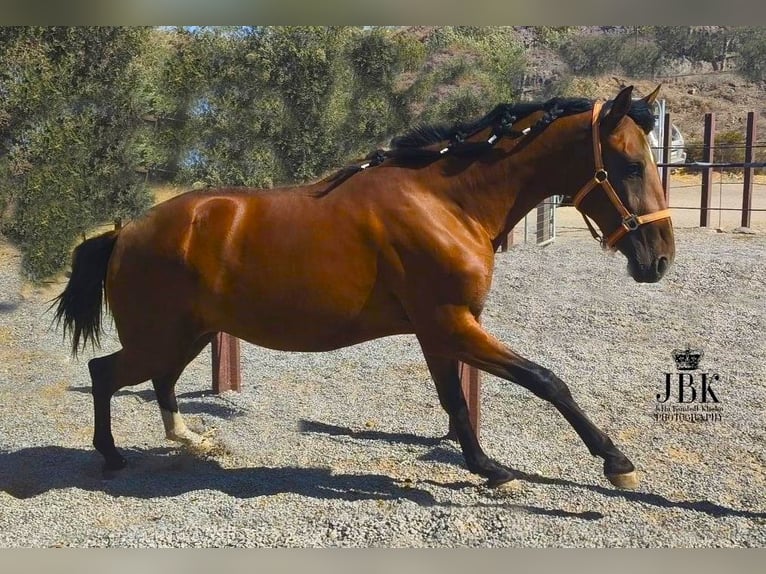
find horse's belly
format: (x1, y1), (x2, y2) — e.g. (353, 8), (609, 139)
(210, 269), (412, 352)
(220, 299), (412, 352)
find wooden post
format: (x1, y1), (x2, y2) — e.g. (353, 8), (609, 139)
(212, 333), (241, 393)
(498, 228), (514, 252)
(447, 360), (481, 440)
(459, 361), (481, 439)
(661, 112), (671, 203)
(700, 113), (715, 227)
(742, 111), (756, 228)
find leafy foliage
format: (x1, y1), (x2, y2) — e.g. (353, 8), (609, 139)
(414, 27), (525, 125)
(0, 27), (151, 280)
(2, 25), (764, 280)
(735, 28), (766, 83)
(652, 27), (737, 71)
(559, 34), (623, 75)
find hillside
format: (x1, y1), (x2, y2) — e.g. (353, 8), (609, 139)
(520, 33), (765, 152)
(408, 26), (765, 155)
(575, 74), (763, 153)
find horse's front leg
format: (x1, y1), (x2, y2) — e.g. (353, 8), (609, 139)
(421, 352), (518, 487)
(417, 308), (638, 490)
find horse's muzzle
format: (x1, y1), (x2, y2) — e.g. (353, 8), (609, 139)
(628, 255), (671, 283)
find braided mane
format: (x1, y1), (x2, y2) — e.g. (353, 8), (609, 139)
(313, 95), (655, 197)
(392, 98), (591, 150)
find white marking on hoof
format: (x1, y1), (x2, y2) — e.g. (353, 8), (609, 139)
(606, 470), (639, 489)
(160, 409), (213, 451)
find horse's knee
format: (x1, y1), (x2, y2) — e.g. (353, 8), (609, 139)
(525, 365), (572, 402)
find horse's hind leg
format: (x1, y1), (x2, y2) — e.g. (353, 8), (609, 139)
(89, 330), (213, 470)
(89, 349), (155, 470)
(422, 353), (516, 487)
(152, 334), (215, 450)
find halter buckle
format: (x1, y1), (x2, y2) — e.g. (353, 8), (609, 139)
(594, 169), (608, 183)
(622, 214), (640, 231)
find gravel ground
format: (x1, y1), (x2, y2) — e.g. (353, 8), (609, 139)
(0, 227), (764, 548)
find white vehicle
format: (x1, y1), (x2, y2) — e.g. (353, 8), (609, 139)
(649, 100), (687, 165)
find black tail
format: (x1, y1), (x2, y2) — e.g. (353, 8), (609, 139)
(51, 230), (120, 357)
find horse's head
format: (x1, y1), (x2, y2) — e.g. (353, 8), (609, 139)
(571, 85), (675, 283)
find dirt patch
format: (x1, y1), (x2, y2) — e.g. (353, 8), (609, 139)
(0, 239), (21, 268)
(153, 184), (189, 205)
(664, 446), (703, 465)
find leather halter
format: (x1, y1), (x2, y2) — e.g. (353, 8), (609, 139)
(571, 100), (672, 250)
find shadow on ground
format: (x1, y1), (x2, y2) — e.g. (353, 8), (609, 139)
(0, 445), (438, 505)
(67, 386), (246, 419)
(0, 445), (606, 521)
(5, 419), (762, 524)
(299, 419), (766, 522)
(0, 301), (20, 314)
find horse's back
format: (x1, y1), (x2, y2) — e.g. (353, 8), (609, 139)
(105, 187), (412, 351)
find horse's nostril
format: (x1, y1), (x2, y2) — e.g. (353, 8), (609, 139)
(656, 256), (669, 276)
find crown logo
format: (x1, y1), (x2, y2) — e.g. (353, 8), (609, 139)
(672, 346), (704, 371)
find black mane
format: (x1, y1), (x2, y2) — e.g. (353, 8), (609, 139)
(390, 95), (655, 151)
(624, 99), (655, 134)
(391, 97), (593, 150)
(313, 94), (655, 197)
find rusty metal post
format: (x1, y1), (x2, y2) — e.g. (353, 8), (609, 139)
(459, 361), (481, 439)
(742, 112), (756, 228)
(700, 113), (715, 227)
(498, 228), (514, 252)
(212, 333), (241, 393)
(661, 112), (671, 202)
(447, 360), (481, 440)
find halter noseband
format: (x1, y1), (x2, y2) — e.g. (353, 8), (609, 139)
(571, 100), (672, 250)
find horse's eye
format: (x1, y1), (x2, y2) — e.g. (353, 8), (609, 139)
(625, 162), (644, 178)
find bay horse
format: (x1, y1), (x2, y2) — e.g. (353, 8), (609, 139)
(54, 85), (674, 489)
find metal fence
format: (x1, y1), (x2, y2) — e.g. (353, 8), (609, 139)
(656, 110), (764, 228)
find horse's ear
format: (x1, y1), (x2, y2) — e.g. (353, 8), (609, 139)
(602, 85), (634, 132)
(642, 85), (661, 106)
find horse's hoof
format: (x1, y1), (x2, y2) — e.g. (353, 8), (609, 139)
(606, 470), (639, 489)
(103, 454), (127, 472)
(485, 469), (517, 489)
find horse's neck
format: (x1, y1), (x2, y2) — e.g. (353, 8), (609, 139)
(438, 146), (559, 244)
(438, 112), (590, 245)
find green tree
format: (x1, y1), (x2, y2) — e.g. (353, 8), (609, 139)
(172, 27), (284, 187)
(341, 27), (426, 156)
(617, 36), (664, 77)
(558, 33), (622, 75)
(175, 26), (359, 187)
(735, 27), (766, 82)
(414, 27), (526, 124)
(131, 27), (208, 184)
(652, 26), (737, 71)
(0, 27), (151, 280)
(172, 27), (427, 187)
